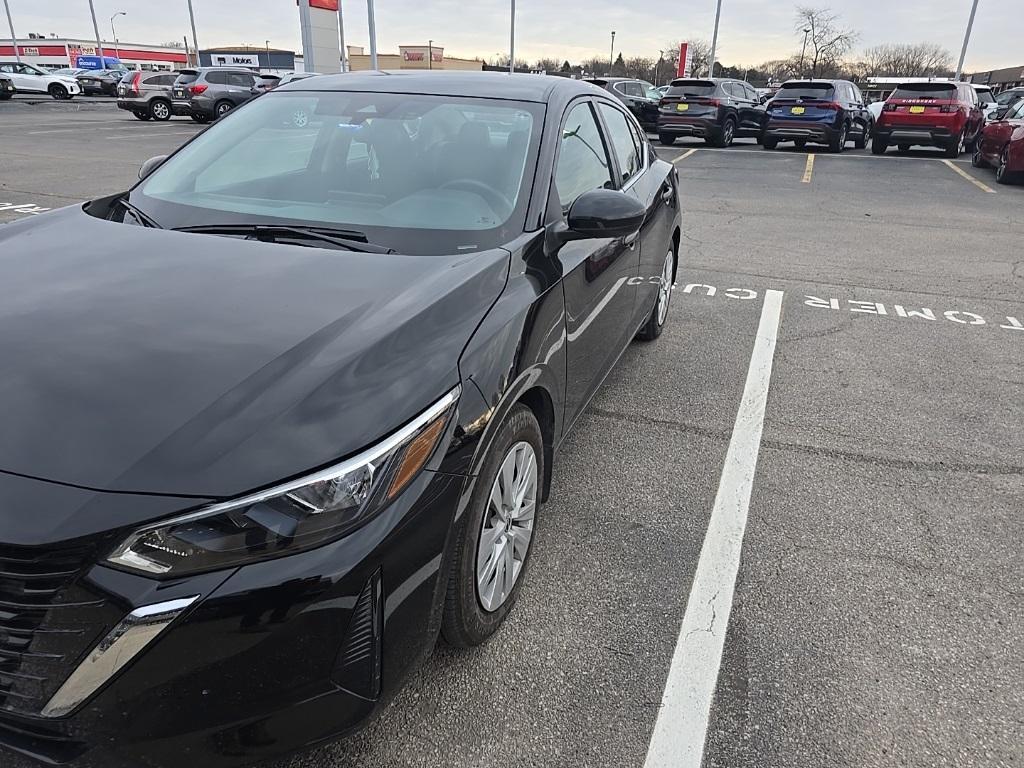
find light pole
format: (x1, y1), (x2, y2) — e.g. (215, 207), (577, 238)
(3, 0), (20, 64)
(337, 0), (347, 71)
(509, 0), (515, 74)
(265, 39), (271, 72)
(656, 50), (664, 86)
(955, 0), (980, 81)
(428, 39), (432, 70)
(110, 12), (125, 60)
(799, 27), (810, 77)
(708, 0), (723, 77)
(87, 0), (105, 64)
(186, 0), (199, 66)
(609, 30), (615, 74)
(366, 0), (378, 70)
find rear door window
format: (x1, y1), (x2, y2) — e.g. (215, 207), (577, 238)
(667, 80), (716, 97)
(174, 71), (199, 86)
(206, 71), (230, 85)
(890, 84), (957, 100)
(776, 82), (835, 100)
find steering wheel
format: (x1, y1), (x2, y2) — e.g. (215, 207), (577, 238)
(439, 178), (513, 218)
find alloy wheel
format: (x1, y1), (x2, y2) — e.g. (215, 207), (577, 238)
(476, 441), (537, 613)
(996, 149), (1008, 183)
(657, 249), (675, 326)
(723, 121), (734, 145)
(217, 102), (232, 117)
(152, 101), (170, 120)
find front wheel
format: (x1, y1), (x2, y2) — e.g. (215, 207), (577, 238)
(871, 138), (887, 155)
(441, 405), (543, 648)
(214, 100), (233, 119)
(48, 84), (69, 100)
(658, 133), (676, 146)
(637, 247), (676, 341)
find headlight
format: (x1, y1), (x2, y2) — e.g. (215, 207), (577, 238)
(107, 386), (460, 577)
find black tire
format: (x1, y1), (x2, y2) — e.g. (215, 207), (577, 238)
(48, 83), (69, 100)
(658, 133), (676, 146)
(150, 99), (172, 121)
(871, 138), (887, 155)
(441, 404), (544, 648)
(944, 132), (963, 159)
(794, 139), (807, 149)
(132, 111), (151, 121)
(637, 245), (676, 341)
(829, 122), (848, 153)
(191, 113), (210, 124)
(995, 147), (1017, 185)
(855, 121), (871, 149)
(713, 117), (736, 148)
(214, 100), (233, 119)
(763, 137), (778, 150)
(897, 144), (910, 153)
(971, 143), (987, 168)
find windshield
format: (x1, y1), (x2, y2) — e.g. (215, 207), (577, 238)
(133, 91), (541, 255)
(891, 84), (956, 100)
(776, 82), (834, 100)
(667, 80), (716, 97)
(996, 90), (1023, 105)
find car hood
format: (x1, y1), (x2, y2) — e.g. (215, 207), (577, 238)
(0, 206), (508, 498)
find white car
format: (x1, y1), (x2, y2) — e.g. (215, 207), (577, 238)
(971, 84), (999, 120)
(867, 100), (885, 122)
(0, 61), (81, 99)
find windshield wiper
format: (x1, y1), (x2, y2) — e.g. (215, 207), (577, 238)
(117, 198), (163, 229)
(173, 224), (393, 254)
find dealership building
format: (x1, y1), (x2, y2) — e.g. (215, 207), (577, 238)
(967, 65), (1024, 92)
(0, 37), (189, 70)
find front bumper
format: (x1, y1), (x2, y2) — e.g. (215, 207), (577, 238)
(0, 464), (468, 767)
(763, 120), (836, 143)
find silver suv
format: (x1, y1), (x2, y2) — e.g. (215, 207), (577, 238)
(170, 67), (259, 123)
(116, 71), (179, 121)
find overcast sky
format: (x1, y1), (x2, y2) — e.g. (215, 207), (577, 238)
(5, 0), (1016, 71)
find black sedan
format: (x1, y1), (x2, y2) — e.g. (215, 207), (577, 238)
(75, 68), (124, 96)
(0, 72), (681, 767)
(0, 73), (13, 99)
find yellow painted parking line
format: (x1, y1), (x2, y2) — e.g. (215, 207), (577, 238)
(940, 159), (996, 193)
(801, 154), (814, 183)
(673, 149), (698, 164)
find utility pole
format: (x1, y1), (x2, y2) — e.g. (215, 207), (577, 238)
(110, 12), (125, 60)
(955, 0), (980, 80)
(87, 0), (105, 64)
(265, 39), (271, 72)
(799, 27), (810, 77)
(367, 0), (378, 70)
(708, 0), (722, 77)
(509, 0), (515, 73)
(337, 0), (347, 71)
(186, 0), (200, 66)
(3, 0), (20, 64)
(428, 39), (432, 70)
(609, 30), (615, 74)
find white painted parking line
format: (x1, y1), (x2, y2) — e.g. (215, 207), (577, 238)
(643, 289), (784, 768)
(802, 154), (814, 183)
(941, 159), (996, 194)
(673, 149), (698, 164)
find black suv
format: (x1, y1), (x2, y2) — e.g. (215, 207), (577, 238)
(656, 77), (766, 147)
(171, 67), (260, 123)
(584, 77), (661, 130)
(763, 79), (872, 152)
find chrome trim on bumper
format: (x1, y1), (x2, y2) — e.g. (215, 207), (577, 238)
(40, 596), (199, 718)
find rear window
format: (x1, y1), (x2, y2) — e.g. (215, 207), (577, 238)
(776, 82), (835, 100)
(890, 83), (956, 100)
(667, 80), (716, 97)
(174, 71), (199, 85)
(975, 87), (995, 103)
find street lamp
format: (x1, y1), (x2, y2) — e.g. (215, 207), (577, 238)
(955, 0), (980, 80)
(799, 27), (810, 77)
(110, 11), (125, 60)
(509, 0), (515, 74)
(609, 30), (615, 74)
(265, 39), (271, 72)
(708, 0), (723, 77)
(3, 0), (20, 63)
(428, 39), (433, 70)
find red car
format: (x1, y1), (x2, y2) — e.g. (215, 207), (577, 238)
(972, 98), (1024, 184)
(872, 81), (984, 157)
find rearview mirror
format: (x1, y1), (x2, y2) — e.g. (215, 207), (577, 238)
(138, 155), (168, 181)
(563, 189), (646, 241)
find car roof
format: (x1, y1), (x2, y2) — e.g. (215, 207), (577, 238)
(282, 71), (601, 103)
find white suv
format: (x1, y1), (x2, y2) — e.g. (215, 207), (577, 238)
(0, 62), (81, 99)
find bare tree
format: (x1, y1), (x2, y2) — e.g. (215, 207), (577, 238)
(758, 57), (801, 83)
(623, 56), (657, 83)
(860, 42), (953, 77)
(531, 57), (562, 73)
(580, 56), (610, 77)
(794, 6), (858, 77)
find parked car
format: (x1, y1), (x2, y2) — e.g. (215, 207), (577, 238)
(971, 97), (1024, 184)
(655, 84), (670, 97)
(0, 71), (680, 768)
(117, 70), (180, 120)
(0, 73), (14, 100)
(971, 84), (1000, 121)
(993, 87), (1024, 118)
(0, 61), (81, 99)
(76, 68), (124, 96)
(52, 67), (88, 77)
(254, 73), (281, 93)
(656, 77), (766, 147)
(277, 71), (321, 86)
(763, 79), (872, 152)
(872, 81), (983, 157)
(171, 67), (260, 122)
(583, 76), (661, 130)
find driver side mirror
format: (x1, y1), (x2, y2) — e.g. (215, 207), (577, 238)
(138, 154), (168, 181)
(559, 189), (646, 242)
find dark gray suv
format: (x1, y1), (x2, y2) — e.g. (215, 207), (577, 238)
(116, 71), (179, 120)
(171, 67), (259, 123)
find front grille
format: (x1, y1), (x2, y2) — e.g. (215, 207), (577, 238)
(0, 544), (106, 716)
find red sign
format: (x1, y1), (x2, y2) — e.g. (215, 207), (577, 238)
(297, 0), (339, 9)
(677, 43), (689, 78)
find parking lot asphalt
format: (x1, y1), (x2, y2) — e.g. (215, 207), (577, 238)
(1, 102), (1021, 768)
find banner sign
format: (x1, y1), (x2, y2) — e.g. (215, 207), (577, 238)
(677, 42), (693, 78)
